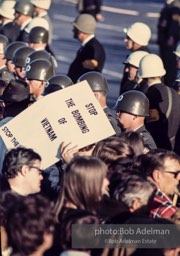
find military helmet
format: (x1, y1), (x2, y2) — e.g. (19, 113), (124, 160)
(0, 35), (9, 54)
(138, 54), (166, 78)
(114, 90), (149, 117)
(29, 26), (49, 44)
(25, 59), (53, 81)
(124, 51), (149, 68)
(44, 75), (73, 95)
(73, 14), (96, 34)
(2, 79), (30, 102)
(26, 50), (51, 65)
(31, 0), (51, 10)
(0, 0), (15, 20)
(14, 0), (35, 17)
(125, 22), (151, 46)
(77, 71), (109, 94)
(25, 17), (49, 34)
(13, 46), (35, 67)
(5, 41), (27, 61)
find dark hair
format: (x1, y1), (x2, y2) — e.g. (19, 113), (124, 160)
(2, 147), (41, 178)
(0, 192), (55, 256)
(131, 148), (180, 177)
(92, 136), (135, 166)
(119, 131), (145, 156)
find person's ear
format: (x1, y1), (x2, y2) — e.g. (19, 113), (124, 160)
(21, 165), (29, 176)
(152, 169), (161, 183)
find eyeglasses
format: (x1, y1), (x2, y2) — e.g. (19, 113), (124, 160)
(29, 166), (44, 173)
(164, 171), (180, 179)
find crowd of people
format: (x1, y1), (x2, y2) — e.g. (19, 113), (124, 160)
(0, 0), (180, 256)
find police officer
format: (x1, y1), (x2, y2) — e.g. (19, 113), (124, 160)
(25, 59), (54, 101)
(120, 22), (152, 95)
(5, 41), (27, 78)
(12, 46), (35, 80)
(67, 14), (106, 83)
(78, 71), (121, 136)
(138, 53), (180, 152)
(43, 74), (73, 95)
(114, 90), (157, 150)
(0, 35), (14, 84)
(14, 0), (35, 41)
(28, 26), (57, 71)
(0, 1), (20, 43)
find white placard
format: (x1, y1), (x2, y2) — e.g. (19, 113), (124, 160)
(0, 81), (115, 168)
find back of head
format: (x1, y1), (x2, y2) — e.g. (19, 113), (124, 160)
(114, 90), (149, 117)
(14, 0), (35, 17)
(138, 54), (166, 78)
(0, 34), (9, 54)
(5, 41), (27, 61)
(2, 79), (30, 103)
(44, 74), (73, 95)
(0, 0), (15, 20)
(13, 46), (35, 67)
(31, 0), (51, 10)
(26, 50), (51, 65)
(125, 51), (149, 68)
(126, 22), (151, 46)
(77, 71), (109, 94)
(73, 14), (97, 34)
(29, 26), (49, 44)
(25, 59), (54, 81)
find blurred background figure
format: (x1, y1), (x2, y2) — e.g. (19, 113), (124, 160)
(76, 0), (104, 21)
(157, 0), (180, 87)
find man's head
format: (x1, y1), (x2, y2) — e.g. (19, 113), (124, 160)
(14, 0), (34, 26)
(73, 14), (96, 41)
(28, 26), (49, 49)
(2, 147), (43, 195)
(138, 54), (166, 85)
(124, 51), (149, 81)
(124, 22), (151, 51)
(0, 35), (9, 68)
(136, 149), (180, 197)
(25, 59), (53, 99)
(115, 90), (149, 131)
(0, 0), (15, 21)
(31, 0), (52, 11)
(77, 71), (109, 107)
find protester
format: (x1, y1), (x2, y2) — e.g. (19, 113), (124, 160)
(67, 14), (105, 83)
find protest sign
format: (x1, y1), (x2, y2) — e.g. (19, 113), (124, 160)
(0, 81), (115, 168)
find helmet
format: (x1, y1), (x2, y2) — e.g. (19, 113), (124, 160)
(13, 46), (35, 67)
(31, 0), (51, 10)
(114, 90), (149, 117)
(0, 35), (9, 54)
(125, 22), (151, 46)
(0, 1), (15, 20)
(5, 41), (27, 61)
(124, 51), (149, 68)
(25, 59), (53, 81)
(26, 50), (51, 65)
(2, 79), (30, 102)
(14, 0), (34, 17)
(77, 71), (109, 94)
(29, 26), (49, 43)
(174, 43), (180, 57)
(24, 17), (49, 34)
(73, 14), (96, 34)
(44, 75), (73, 95)
(138, 54), (166, 78)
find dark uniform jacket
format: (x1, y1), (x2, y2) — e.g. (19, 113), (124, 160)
(104, 107), (121, 136)
(135, 125), (157, 150)
(145, 82), (180, 151)
(67, 37), (105, 83)
(77, 0), (102, 18)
